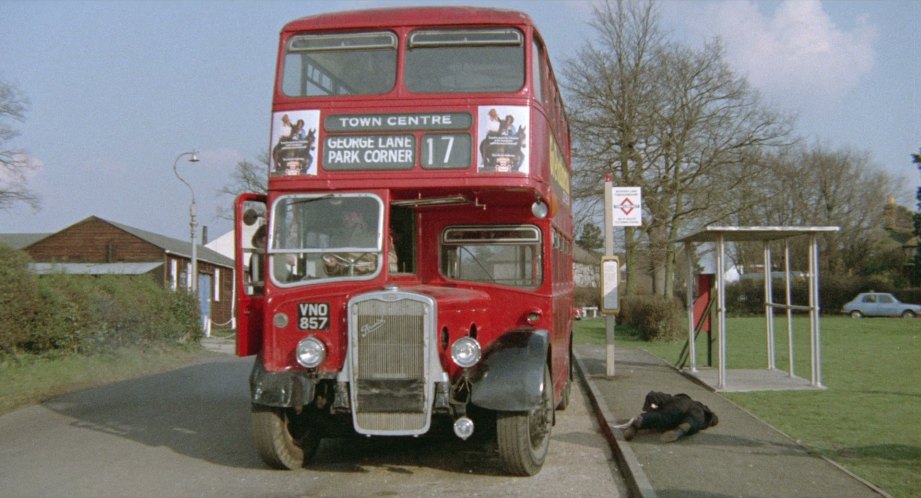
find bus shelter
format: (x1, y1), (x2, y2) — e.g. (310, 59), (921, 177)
(676, 226), (838, 392)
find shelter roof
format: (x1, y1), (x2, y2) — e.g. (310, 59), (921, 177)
(675, 226), (839, 243)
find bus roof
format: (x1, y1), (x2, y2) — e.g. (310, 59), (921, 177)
(283, 7), (534, 33)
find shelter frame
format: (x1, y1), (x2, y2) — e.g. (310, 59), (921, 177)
(676, 226), (839, 392)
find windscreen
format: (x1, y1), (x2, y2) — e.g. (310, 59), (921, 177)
(270, 194), (383, 284)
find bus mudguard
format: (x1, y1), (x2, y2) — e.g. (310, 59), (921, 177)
(468, 329), (549, 411)
(249, 356), (316, 407)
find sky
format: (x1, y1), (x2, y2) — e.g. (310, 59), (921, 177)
(1, 0), (918, 242)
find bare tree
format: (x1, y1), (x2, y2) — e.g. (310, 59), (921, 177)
(564, 0), (663, 295)
(215, 152), (268, 220)
(0, 80), (39, 211)
(913, 149), (921, 285)
(642, 40), (794, 295)
(564, 0), (793, 296)
(735, 143), (897, 277)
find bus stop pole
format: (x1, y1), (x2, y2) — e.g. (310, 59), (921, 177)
(603, 175), (616, 377)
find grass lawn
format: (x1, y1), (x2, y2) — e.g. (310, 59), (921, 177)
(575, 315), (921, 498)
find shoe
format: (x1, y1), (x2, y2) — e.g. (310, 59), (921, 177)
(660, 422), (691, 443)
(615, 416), (640, 441)
(660, 429), (682, 442)
(622, 424), (637, 441)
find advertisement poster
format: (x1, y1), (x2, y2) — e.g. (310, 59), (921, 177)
(270, 110), (320, 176)
(477, 105), (529, 174)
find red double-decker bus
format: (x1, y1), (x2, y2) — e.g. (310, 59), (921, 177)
(234, 7), (573, 476)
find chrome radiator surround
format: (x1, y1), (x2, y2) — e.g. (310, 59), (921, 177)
(347, 289), (443, 435)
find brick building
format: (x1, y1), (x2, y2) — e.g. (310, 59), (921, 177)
(4, 216), (234, 327)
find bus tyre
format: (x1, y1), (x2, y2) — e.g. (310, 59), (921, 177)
(251, 404), (312, 470)
(496, 364), (553, 476)
(557, 346), (573, 411)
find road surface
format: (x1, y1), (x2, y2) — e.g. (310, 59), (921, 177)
(0, 355), (627, 497)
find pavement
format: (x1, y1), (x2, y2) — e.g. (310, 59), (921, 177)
(201, 335), (237, 355)
(573, 343), (891, 498)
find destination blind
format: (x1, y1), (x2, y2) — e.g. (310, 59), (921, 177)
(324, 135), (416, 170)
(322, 112), (473, 171)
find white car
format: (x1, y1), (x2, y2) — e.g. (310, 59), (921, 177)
(841, 292), (921, 318)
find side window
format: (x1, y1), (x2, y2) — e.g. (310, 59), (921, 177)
(532, 39), (545, 105)
(239, 200), (267, 296)
(555, 91), (565, 134)
(441, 225), (542, 288)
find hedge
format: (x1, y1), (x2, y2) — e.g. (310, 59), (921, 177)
(0, 244), (201, 355)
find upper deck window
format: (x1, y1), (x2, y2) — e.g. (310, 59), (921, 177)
(405, 29), (524, 94)
(282, 31), (397, 97)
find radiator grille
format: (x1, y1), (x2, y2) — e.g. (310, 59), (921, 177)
(350, 294), (432, 434)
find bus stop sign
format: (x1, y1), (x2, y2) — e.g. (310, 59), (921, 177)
(612, 187), (642, 226)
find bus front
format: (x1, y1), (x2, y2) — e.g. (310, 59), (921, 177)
(234, 7), (573, 477)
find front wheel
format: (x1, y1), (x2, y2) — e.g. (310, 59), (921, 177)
(849, 310), (863, 318)
(557, 343), (573, 411)
(496, 364), (554, 476)
(251, 405), (321, 470)
(902, 310), (916, 319)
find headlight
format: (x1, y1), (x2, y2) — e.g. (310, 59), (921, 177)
(295, 336), (326, 368)
(531, 200), (549, 219)
(451, 337), (481, 368)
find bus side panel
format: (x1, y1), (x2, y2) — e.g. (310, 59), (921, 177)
(236, 294), (263, 357)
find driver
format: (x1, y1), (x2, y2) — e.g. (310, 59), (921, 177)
(322, 209), (377, 276)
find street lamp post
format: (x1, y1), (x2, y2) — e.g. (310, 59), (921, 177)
(172, 151), (201, 292)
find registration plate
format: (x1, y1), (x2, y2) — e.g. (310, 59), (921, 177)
(297, 302), (330, 330)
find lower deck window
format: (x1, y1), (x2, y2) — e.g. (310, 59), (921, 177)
(440, 225), (541, 288)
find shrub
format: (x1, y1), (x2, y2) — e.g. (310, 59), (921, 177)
(0, 245), (42, 353)
(0, 246), (201, 355)
(574, 286), (600, 308)
(618, 294), (684, 342)
(724, 274), (916, 316)
(51, 275), (202, 352)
